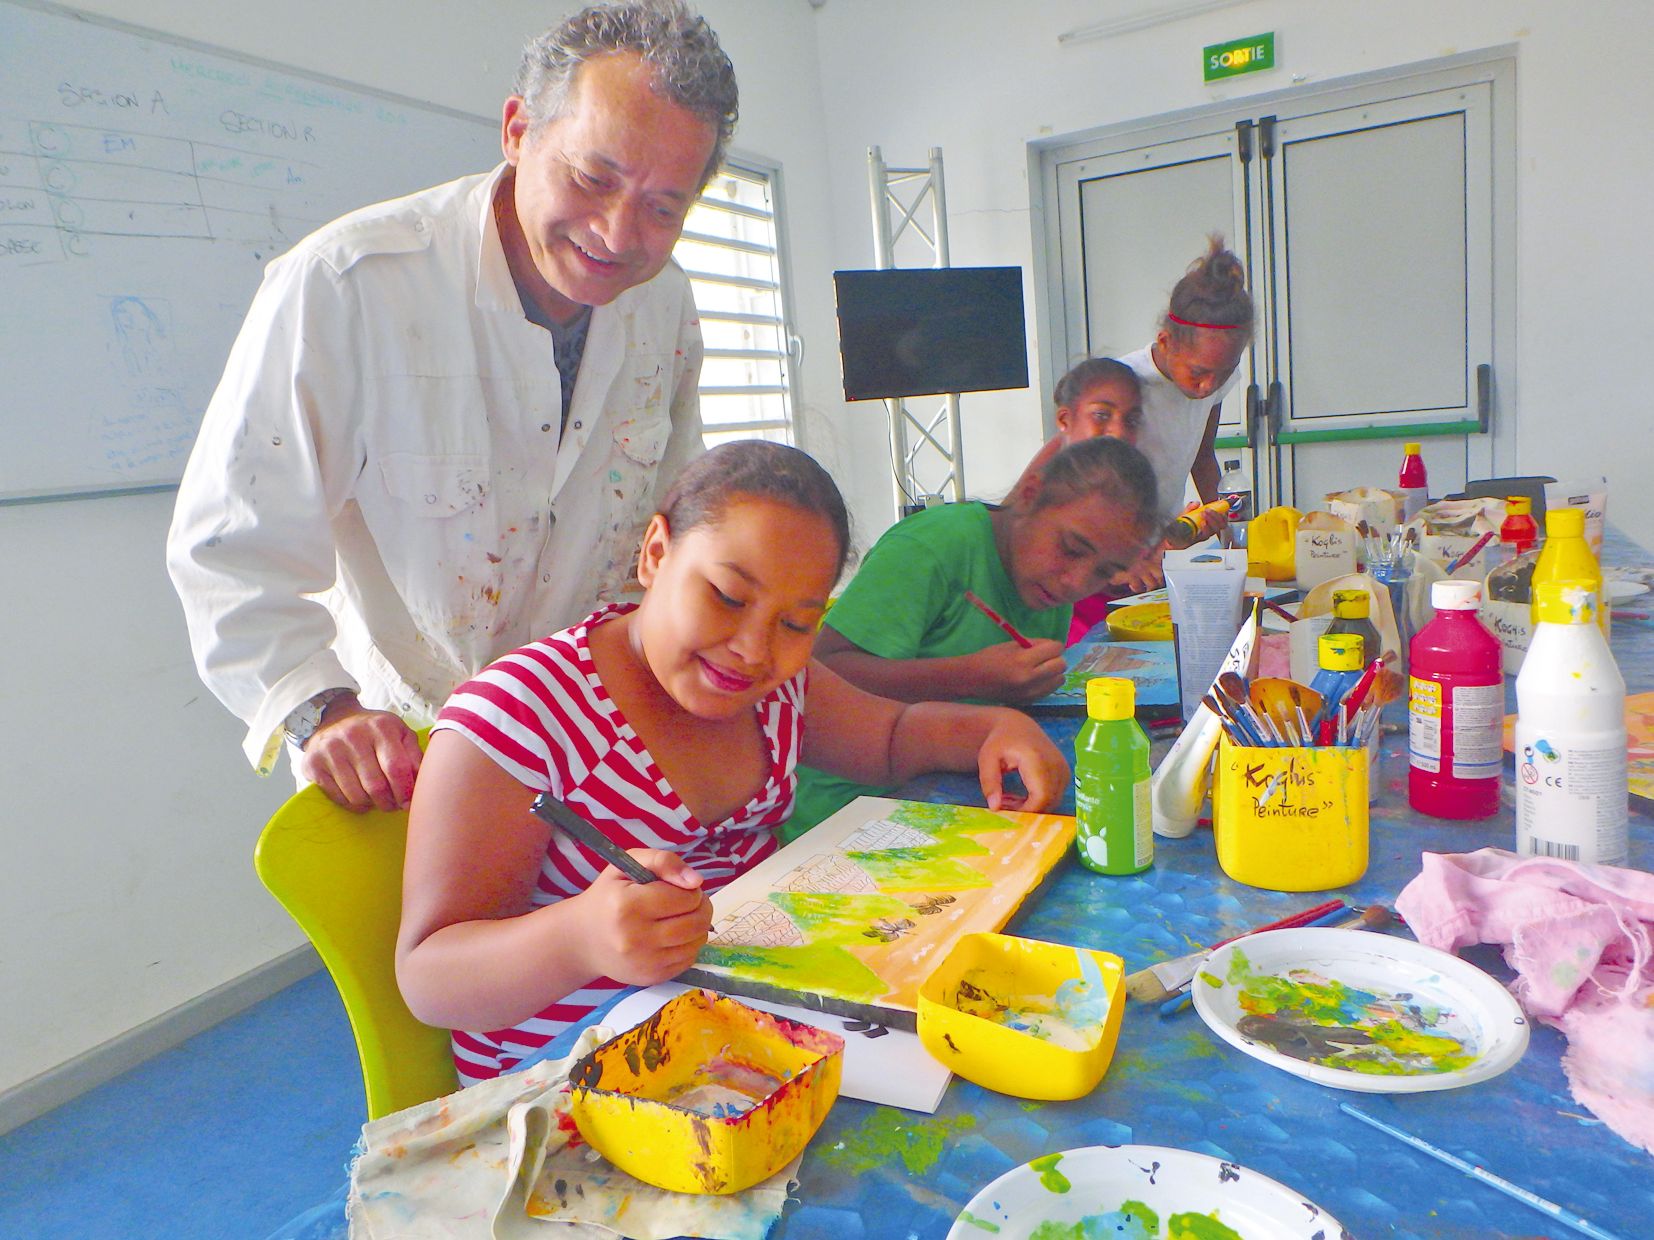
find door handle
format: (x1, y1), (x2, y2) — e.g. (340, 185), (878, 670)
(1245, 382), (1262, 447)
(1476, 363), (1491, 433)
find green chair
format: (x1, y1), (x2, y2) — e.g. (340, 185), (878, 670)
(255, 781), (457, 1120)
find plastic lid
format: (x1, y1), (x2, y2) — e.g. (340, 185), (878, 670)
(1331, 588), (1370, 618)
(1504, 495), (1531, 515)
(1431, 579), (1482, 610)
(1086, 676), (1135, 721)
(1533, 581), (1599, 625)
(1546, 507), (1586, 538)
(1403, 442), (1421, 454)
(1317, 631), (1365, 670)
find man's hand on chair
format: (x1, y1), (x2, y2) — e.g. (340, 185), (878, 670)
(299, 696), (422, 814)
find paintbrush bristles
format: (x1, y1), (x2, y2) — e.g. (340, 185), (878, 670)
(1123, 965), (1180, 1003)
(1124, 899), (1360, 1003)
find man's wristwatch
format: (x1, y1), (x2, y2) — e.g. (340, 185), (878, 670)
(283, 688), (352, 750)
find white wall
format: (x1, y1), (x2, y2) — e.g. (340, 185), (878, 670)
(9, 0), (1654, 1106)
(809, 0), (1654, 552)
(0, 0), (839, 1102)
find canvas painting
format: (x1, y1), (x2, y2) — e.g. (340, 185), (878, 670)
(1632, 692), (1654, 806)
(1031, 637), (1179, 711)
(681, 797), (1075, 1030)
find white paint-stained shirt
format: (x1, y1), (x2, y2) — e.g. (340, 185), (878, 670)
(166, 165), (705, 771)
(1120, 343), (1242, 522)
(433, 604), (798, 1084)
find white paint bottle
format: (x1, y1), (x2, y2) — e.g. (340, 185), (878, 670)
(1513, 582), (1628, 865)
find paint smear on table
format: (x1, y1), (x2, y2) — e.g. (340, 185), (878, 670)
(820, 1106), (977, 1176)
(1216, 946), (1479, 1076)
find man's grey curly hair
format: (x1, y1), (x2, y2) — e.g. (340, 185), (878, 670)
(514, 1), (738, 186)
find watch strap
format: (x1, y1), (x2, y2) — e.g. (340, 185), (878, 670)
(283, 687), (351, 749)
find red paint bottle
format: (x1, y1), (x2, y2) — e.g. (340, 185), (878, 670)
(1499, 495), (1539, 555)
(1398, 441), (1429, 521)
(1408, 579), (1504, 819)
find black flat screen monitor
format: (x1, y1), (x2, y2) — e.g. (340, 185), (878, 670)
(834, 267), (1029, 401)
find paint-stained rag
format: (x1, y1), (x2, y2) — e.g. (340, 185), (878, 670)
(347, 1026), (794, 1239)
(1397, 848), (1654, 1154)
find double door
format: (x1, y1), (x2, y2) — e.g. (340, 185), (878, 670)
(1040, 59), (1511, 514)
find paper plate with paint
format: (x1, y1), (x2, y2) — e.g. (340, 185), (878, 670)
(946, 1145), (1347, 1239)
(1191, 928), (1528, 1093)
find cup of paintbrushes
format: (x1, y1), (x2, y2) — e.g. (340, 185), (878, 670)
(1203, 674), (1284, 747)
(1211, 735), (1369, 891)
(1247, 677), (1323, 746)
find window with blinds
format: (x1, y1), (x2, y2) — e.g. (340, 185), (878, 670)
(674, 161), (795, 447)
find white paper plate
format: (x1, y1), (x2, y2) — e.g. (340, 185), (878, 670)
(1607, 579), (1649, 603)
(1192, 928), (1528, 1093)
(946, 1144), (1345, 1240)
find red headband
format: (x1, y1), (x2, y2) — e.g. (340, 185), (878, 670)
(1167, 311), (1242, 330)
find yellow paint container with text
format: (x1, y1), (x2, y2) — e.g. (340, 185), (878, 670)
(567, 989), (843, 1195)
(1213, 738), (1370, 890)
(917, 932), (1124, 1100)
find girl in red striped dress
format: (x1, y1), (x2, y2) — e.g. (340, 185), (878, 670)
(395, 441), (1069, 1084)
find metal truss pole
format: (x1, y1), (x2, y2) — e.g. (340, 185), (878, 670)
(867, 146), (964, 520)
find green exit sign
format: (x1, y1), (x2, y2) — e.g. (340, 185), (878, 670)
(1204, 32), (1275, 82)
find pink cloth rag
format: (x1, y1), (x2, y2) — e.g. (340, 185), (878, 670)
(1396, 848), (1654, 1154)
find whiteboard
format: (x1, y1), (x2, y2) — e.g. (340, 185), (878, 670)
(0, 1), (499, 501)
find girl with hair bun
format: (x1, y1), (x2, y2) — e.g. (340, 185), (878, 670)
(1113, 235), (1254, 592)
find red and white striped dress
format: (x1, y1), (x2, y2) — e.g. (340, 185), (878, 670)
(431, 603), (799, 1084)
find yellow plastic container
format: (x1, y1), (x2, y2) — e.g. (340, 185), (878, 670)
(1247, 505), (1302, 582)
(917, 932), (1124, 1100)
(1212, 738), (1369, 891)
(568, 989), (843, 1195)
(1106, 600), (1173, 642)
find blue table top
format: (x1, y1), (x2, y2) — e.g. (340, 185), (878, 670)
(774, 536), (1654, 1240)
(287, 534), (1654, 1240)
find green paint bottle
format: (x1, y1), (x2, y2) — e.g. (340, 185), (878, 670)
(1074, 677), (1152, 874)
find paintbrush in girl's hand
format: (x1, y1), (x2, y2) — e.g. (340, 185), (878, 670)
(531, 792), (660, 884)
(963, 589), (1035, 649)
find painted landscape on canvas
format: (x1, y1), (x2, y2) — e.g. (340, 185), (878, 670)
(683, 797), (1074, 1029)
(1032, 637), (1179, 710)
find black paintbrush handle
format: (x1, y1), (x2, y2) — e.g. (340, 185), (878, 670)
(530, 792), (659, 884)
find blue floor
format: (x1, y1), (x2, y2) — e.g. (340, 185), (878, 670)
(2, 971), (363, 1239)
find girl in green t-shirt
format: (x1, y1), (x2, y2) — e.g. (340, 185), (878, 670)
(817, 434), (1159, 704)
(787, 436), (1159, 838)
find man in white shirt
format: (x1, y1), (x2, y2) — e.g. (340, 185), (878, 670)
(167, 1), (733, 811)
